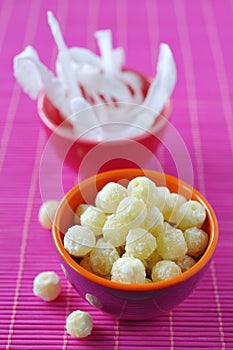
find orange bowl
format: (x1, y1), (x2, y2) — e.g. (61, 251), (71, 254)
(52, 169), (218, 320)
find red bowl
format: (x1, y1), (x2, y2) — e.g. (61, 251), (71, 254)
(37, 71), (171, 174)
(52, 169), (218, 320)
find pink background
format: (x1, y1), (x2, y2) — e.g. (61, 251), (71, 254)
(0, 0), (232, 349)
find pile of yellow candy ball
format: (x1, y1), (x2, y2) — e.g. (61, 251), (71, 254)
(64, 176), (209, 284)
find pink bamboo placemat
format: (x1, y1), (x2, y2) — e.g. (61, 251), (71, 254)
(0, 0), (233, 349)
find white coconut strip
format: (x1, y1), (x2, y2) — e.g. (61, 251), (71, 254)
(47, 11), (81, 97)
(142, 43), (176, 111)
(94, 29), (115, 74)
(69, 96), (103, 139)
(14, 46), (72, 117)
(129, 43), (176, 131)
(75, 70), (132, 102)
(68, 47), (103, 68)
(112, 47), (125, 72)
(13, 46), (44, 99)
(118, 70), (144, 104)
